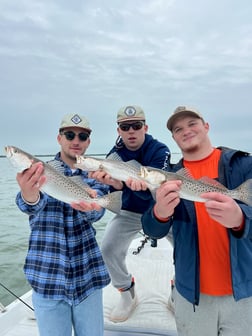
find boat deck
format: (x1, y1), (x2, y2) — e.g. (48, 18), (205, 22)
(0, 237), (177, 336)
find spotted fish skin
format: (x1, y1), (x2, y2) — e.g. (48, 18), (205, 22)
(140, 166), (252, 206)
(5, 145), (122, 214)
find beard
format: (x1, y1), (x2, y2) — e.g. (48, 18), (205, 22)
(182, 143), (200, 154)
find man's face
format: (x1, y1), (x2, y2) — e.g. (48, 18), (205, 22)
(172, 117), (209, 153)
(117, 120), (148, 151)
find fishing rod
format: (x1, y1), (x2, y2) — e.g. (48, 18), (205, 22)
(0, 282), (34, 311)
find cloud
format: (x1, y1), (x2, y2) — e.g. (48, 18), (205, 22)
(0, 0), (251, 155)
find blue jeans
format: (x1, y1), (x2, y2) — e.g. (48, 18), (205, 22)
(32, 289), (104, 336)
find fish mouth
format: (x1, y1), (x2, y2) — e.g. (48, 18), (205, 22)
(75, 155), (82, 163)
(4, 146), (12, 158)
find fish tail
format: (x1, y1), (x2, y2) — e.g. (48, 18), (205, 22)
(148, 185), (157, 201)
(102, 191), (122, 214)
(234, 179), (252, 206)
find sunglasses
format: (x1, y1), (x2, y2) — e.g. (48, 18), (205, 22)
(118, 121), (145, 132)
(61, 130), (90, 142)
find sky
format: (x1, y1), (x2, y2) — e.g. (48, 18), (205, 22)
(1, 0), (252, 159)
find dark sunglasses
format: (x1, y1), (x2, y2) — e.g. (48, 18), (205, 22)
(118, 121), (145, 132)
(61, 130), (90, 142)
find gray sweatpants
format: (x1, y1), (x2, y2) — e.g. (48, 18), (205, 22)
(101, 210), (142, 290)
(174, 287), (252, 336)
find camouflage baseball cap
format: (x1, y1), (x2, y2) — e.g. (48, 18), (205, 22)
(59, 113), (92, 133)
(167, 106), (203, 131)
(117, 105), (146, 123)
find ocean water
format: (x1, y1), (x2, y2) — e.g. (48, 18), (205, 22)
(0, 157), (113, 307)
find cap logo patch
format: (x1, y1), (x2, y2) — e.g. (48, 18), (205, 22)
(71, 114), (82, 125)
(176, 106), (186, 112)
(124, 106), (136, 117)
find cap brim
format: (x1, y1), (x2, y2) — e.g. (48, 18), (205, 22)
(117, 117), (145, 123)
(59, 127), (92, 133)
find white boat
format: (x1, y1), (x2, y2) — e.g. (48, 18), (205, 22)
(0, 236), (177, 336)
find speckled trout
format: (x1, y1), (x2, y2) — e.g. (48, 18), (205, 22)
(74, 152), (144, 183)
(140, 166), (252, 206)
(5, 145), (122, 214)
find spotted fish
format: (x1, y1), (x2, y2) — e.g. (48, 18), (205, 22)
(74, 152), (144, 183)
(5, 145), (122, 214)
(140, 166), (252, 206)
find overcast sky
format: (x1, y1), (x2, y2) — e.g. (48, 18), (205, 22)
(1, 0), (252, 159)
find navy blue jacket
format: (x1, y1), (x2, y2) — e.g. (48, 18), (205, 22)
(142, 147), (252, 305)
(108, 134), (171, 214)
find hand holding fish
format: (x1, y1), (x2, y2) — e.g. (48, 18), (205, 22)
(5, 146), (122, 214)
(89, 171), (124, 190)
(202, 192), (244, 230)
(70, 188), (102, 212)
(154, 180), (182, 220)
(89, 171), (148, 192)
(124, 178), (148, 191)
(75, 153), (144, 191)
(16, 162), (46, 204)
(71, 200), (102, 212)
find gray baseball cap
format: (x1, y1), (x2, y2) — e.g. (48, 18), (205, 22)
(59, 113), (92, 133)
(167, 106), (203, 131)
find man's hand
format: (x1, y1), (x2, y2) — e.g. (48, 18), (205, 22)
(154, 180), (182, 219)
(16, 162), (46, 203)
(201, 192), (244, 229)
(89, 171), (124, 190)
(71, 201), (102, 212)
(124, 178), (148, 191)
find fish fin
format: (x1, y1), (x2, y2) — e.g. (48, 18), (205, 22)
(126, 160), (142, 170)
(149, 189), (157, 201)
(177, 168), (227, 190)
(106, 152), (123, 161)
(232, 179), (252, 206)
(107, 152), (142, 170)
(177, 168), (195, 179)
(177, 167), (191, 175)
(47, 160), (65, 174)
(198, 176), (227, 190)
(102, 191), (122, 214)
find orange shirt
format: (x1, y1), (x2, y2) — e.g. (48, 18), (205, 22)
(184, 148), (233, 295)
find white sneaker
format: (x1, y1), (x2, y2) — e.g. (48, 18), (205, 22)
(109, 284), (137, 322)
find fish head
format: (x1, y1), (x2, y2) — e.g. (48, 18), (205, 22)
(74, 156), (101, 171)
(140, 166), (166, 185)
(5, 146), (33, 172)
(139, 166), (149, 179)
(75, 155), (84, 165)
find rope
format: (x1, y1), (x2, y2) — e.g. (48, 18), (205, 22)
(132, 232), (158, 255)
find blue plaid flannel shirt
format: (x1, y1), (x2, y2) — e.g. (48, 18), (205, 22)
(16, 153), (111, 305)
